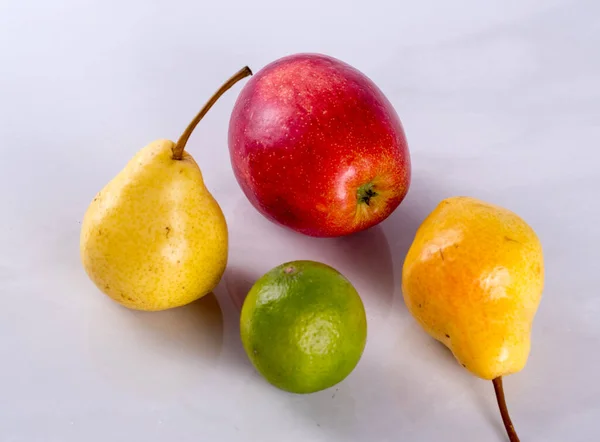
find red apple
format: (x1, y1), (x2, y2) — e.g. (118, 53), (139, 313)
(228, 53), (411, 237)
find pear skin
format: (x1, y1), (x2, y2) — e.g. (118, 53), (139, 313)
(402, 196), (544, 442)
(80, 141), (227, 311)
(80, 67), (252, 311)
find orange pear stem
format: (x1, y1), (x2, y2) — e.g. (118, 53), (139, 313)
(493, 377), (520, 442)
(172, 66), (253, 160)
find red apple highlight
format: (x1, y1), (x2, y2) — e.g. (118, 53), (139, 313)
(228, 53), (411, 237)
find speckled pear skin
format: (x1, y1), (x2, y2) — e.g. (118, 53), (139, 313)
(80, 139), (228, 311)
(402, 196), (544, 380)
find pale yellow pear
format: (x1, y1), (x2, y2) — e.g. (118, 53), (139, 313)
(402, 196), (544, 442)
(80, 67), (252, 311)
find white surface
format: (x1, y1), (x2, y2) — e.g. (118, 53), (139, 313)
(1, 0), (598, 441)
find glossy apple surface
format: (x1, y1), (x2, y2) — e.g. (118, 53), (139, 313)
(228, 53), (411, 237)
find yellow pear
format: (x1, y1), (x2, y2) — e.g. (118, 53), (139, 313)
(80, 67), (252, 311)
(402, 196), (544, 442)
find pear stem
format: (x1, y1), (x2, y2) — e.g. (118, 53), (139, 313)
(172, 66), (253, 160)
(493, 377), (520, 442)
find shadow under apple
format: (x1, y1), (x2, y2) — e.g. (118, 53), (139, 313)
(224, 196), (395, 320)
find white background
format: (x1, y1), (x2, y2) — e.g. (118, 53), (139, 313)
(1, 0), (598, 441)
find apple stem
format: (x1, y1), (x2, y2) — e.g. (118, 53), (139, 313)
(493, 377), (520, 442)
(172, 66), (253, 160)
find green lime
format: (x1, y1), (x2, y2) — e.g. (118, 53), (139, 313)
(240, 260), (367, 394)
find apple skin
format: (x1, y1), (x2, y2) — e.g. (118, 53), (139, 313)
(228, 53), (411, 237)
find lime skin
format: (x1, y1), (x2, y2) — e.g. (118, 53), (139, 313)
(240, 260), (367, 394)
